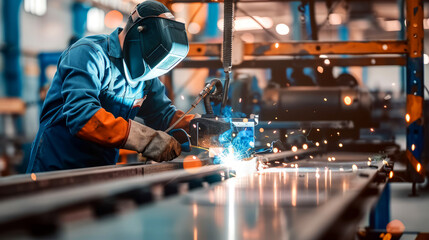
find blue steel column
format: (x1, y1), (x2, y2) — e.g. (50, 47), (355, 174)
(72, 2), (89, 39)
(405, 0), (424, 184)
(204, 3), (220, 39)
(2, 0), (23, 97)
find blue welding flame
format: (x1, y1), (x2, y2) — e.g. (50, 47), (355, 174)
(214, 106), (255, 164)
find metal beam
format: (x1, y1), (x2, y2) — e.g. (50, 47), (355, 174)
(188, 41), (408, 57)
(179, 56), (406, 68)
(405, 0), (425, 180)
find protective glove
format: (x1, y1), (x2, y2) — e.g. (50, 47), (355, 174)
(122, 120), (181, 162)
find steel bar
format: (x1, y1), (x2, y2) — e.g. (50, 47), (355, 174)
(0, 158), (212, 200)
(0, 165), (230, 230)
(188, 41), (408, 57)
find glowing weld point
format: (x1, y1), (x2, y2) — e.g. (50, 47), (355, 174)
(417, 163), (421, 172)
(411, 144), (416, 151)
(302, 144), (308, 150)
(291, 146), (298, 152)
(352, 164), (358, 171)
(339, 143), (343, 147)
(405, 114), (411, 123)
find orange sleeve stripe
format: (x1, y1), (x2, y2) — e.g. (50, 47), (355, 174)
(77, 108), (130, 147)
(168, 110), (194, 133)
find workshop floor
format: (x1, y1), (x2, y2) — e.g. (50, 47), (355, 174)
(390, 183), (429, 232)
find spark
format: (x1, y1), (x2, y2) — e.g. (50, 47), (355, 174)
(302, 144), (308, 150)
(193, 124), (197, 128)
(389, 171), (394, 179)
(405, 114), (411, 123)
(275, 42), (279, 48)
(417, 163), (421, 172)
(352, 164), (358, 171)
(273, 130), (277, 134)
(324, 140), (328, 144)
(259, 128), (264, 133)
(181, 95), (185, 100)
(315, 142), (320, 147)
(239, 98), (242, 103)
(268, 121), (272, 125)
(273, 147), (279, 153)
(323, 98), (328, 102)
(411, 144), (416, 151)
(370, 128), (374, 132)
(339, 143), (343, 147)
(267, 143), (271, 147)
(291, 146), (298, 152)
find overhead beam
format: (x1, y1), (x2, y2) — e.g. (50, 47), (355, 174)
(188, 41), (408, 57)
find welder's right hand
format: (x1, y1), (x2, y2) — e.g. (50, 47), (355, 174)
(122, 120), (181, 162)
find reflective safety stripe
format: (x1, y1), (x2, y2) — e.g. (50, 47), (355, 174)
(406, 94), (423, 126)
(168, 110), (194, 133)
(77, 108), (130, 147)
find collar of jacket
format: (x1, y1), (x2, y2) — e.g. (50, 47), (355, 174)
(108, 28), (123, 59)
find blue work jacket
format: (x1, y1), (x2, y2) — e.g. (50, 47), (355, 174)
(27, 28), (177, 173)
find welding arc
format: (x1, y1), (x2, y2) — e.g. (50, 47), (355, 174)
(221, 0), (234, 109)
(165, 79), (222, 133)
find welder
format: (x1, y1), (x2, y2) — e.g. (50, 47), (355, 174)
(27, 0), (193, 172)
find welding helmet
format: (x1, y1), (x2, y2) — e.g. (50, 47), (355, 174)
(122, 2), (189, 81)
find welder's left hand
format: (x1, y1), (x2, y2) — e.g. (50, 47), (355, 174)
(123, 120), (181, 162)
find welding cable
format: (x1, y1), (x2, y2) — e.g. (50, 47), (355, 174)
(203, 79), (223, 114)
(165, 79), (222, 133)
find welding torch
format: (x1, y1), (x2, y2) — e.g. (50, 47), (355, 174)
(165, 79), (223, 133)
